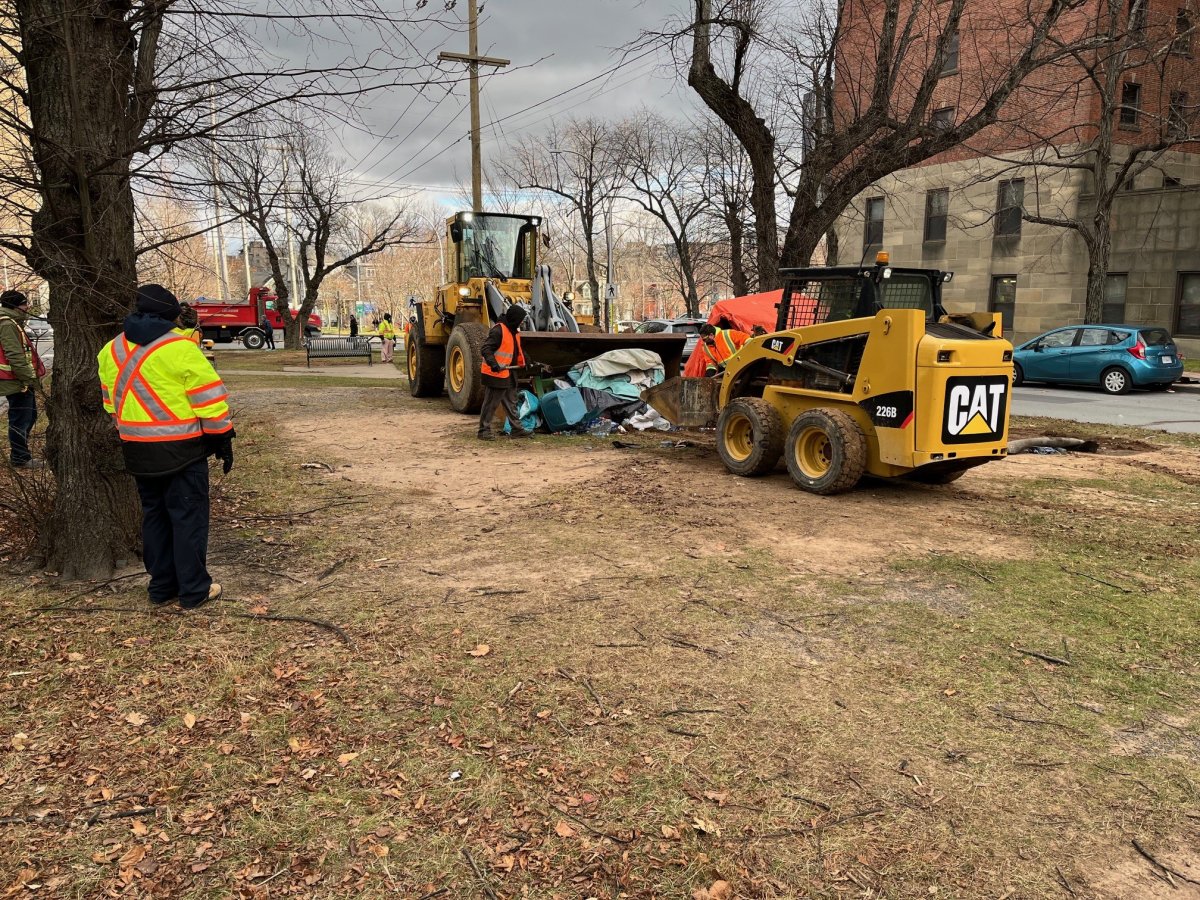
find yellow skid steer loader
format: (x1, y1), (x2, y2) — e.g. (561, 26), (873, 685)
(643, 256), (1014, 494)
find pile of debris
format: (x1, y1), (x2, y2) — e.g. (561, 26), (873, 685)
(507, 349), (676, 435)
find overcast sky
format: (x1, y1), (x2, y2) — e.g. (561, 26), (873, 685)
(334, 0), (693, 206)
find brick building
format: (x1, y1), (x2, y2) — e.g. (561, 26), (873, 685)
(832, 0), (1200, 353)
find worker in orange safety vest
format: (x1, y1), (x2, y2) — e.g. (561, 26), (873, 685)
(478, 305), (533, 441)
(97, 285), (233, 610)
(685, 319), (751, 377)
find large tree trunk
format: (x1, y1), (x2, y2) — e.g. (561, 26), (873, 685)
(1083, 214), (1111, 324)
(688, 0), (780, 290)
(18, 0), (142, 578)
(725, 207), (749, 297)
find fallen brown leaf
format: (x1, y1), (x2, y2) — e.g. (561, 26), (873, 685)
(467, 644), (491, 657)
(554, 820), (577, 838)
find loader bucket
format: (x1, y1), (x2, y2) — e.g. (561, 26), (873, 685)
(519, 332), (687, 376)
(641, 376), (720, 428)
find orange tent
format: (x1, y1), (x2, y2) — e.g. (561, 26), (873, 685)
(706, 290), (783, 332)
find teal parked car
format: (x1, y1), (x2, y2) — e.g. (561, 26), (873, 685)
(1012, 325), (1184, 394)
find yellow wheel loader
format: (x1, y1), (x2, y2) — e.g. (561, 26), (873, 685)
(643, 257), (1014, 494)
(407, 212), (687, 412)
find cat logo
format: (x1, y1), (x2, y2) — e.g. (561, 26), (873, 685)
(941, 376), (1009, 444)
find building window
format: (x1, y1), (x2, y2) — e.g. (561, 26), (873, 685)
(1104, 274), (1128, 323)
(1169, 91), (1189, 135)
(863, 197), (885, 249)
(1164, 173), (1183, 188)
(941, 30), (960, 74)
(1120, 82), (1142, 126)
(931, 106), (955, 130)
(1130, 0), (1147, 34)
(995, 179), (1024, 236)
(990, 276), (1017, 333)
(924, 188), (949, 242)
(1178, 273), (1200, 336)
(1175, 8), (1193, 54)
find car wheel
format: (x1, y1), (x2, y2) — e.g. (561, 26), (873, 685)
(1100, 366), (1131, 395)
(1012, 362), (1024, 387)
(242, 329), (266, 350)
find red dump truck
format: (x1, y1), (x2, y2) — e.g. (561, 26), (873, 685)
(190, 287), (323, 349)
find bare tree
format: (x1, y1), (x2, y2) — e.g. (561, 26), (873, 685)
(135, 196), (216, 301)
(995, 0), (1199, 322)
(648, 0), (1094, 289)
(220, 123), (418, 349)
(699, 117), (756, 296)
(0, 0), (449, 577)
(615, 111), (715, 317)
(499, 119), (622, 322)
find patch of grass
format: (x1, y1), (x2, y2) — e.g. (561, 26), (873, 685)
(4, 389), (1199, 898)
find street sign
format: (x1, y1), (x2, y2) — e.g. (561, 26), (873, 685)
(605, 283), (618, 301)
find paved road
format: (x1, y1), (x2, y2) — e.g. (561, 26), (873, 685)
(1012, 381), (1200, 433)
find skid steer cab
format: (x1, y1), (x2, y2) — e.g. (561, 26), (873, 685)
(406, 211), (686, 413)
(643, 255), (1015, 494)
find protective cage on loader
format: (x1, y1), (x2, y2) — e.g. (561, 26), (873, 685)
(642, 258), (1015, 495)
(407, 211), (686, 412)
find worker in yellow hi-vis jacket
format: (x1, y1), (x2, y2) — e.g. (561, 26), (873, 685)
(97, 285), (233, 610)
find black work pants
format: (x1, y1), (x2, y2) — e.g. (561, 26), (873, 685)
(478, 381), (521, 435)
(264, 328), (276, 349)
(135, 458), (212, 604)
(6, 388), (36, 465)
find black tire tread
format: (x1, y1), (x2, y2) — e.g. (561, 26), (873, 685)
(447, 321), (489, 413)
(716, 397), (785, 477)
(785, 408), (868, 495)
(407, 325), (444, 398)
(1012, 362), (1024, 387)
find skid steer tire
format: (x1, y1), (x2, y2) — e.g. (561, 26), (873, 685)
(407, 327), (444, 398)
(446, 322), (488, 413)
(716, 397), (785, 477)
(785, 408), (867, 495)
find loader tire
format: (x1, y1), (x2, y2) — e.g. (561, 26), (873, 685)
(447, 322), (488, 414)
(716, 397), (785, 477)
(785, 408), (867, 495)
(407, 326), (444, 398)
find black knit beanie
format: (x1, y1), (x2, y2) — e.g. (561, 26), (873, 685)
(0, 290), (28, 309)
(135, 284), (181, 320)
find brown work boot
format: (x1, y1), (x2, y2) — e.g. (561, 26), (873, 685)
(508, 428), (533, 439)
(477, 431), (495, 441)
(181, 583), (222, 610)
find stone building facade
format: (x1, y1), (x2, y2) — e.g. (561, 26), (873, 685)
(834, 150), (1200, 353)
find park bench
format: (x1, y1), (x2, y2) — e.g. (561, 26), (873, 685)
(304, 335), (373, 368)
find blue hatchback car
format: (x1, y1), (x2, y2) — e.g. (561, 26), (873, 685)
(1013, 325), (1184, 394)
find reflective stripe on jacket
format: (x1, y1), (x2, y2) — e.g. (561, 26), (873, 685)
(700, 328), (750, 373)
(98, 332), (233, 446)
(481, 324), (524, 379)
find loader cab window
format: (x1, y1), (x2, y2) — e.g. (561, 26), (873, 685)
(876, 273), (938, 319)
(452, 214), (538, 283)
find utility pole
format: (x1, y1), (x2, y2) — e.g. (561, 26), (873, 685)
(240, 218), (253, 301)
(439, 0), (509, 212)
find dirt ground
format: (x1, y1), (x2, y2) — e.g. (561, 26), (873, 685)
(3, 380), (1199, 899)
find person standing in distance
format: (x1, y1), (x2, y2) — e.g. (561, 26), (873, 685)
(378, 313), (396, 363)
(478, 305), (533, 441)
(349, 314), (359, 338)
(0, 290), (42, 468)
(98, 285), (234, 609)
(260, 311), (276, 350)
